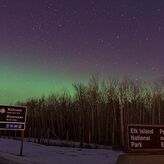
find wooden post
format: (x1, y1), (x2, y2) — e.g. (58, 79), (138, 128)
(20, 131), (25, 156)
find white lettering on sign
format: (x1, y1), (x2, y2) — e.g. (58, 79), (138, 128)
(130, 128), (138, 134)
(8, 108), (22, 112)
(139, 128), (154, 134)
(6, 115), (23, 119)
(160, 129), (164, 135)
(131, 135), (150, 141)
(129, 125), (164, 150)
(161, 142), (164, 148)
(131, 142), (143, 148)
(160, 136), (164, 141)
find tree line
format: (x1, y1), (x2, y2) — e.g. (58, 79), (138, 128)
(2, 76), (164, 149)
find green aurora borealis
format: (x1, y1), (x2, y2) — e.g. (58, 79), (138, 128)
(0, 1), (164, 104)
(0, 63), (78, 104)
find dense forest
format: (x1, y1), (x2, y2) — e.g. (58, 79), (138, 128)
(2, 76), (164, 149)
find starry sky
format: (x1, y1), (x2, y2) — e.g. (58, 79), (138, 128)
(0, 0), (164, 104)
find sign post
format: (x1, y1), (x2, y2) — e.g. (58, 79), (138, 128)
(20, 130), (25, 156)
(0, 105), (27, 156)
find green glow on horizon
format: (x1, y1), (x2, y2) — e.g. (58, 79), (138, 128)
(0, 64), (87, 104)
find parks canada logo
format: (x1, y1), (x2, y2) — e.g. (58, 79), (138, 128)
(0, 108), (6, 114)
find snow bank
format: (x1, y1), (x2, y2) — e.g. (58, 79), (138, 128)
(0, 138), (121, 164)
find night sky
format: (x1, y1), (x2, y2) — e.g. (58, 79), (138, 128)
(0, 0), (164, 103)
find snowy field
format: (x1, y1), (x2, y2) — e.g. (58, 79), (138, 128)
(0, 138), (121, 164)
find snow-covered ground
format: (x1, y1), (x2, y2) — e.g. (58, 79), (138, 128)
(0, 138), (121, 164)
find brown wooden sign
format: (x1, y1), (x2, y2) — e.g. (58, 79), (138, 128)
(128, 124), (164, 151)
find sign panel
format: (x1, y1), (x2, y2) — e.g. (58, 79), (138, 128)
(128, 124), (164, 151)
(0, 105), (27, 131)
